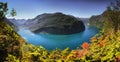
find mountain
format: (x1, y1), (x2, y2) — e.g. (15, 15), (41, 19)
(26, 12), (85, 34)
(8, 12), (85, 34)
(79, 18), (89, 25)
(8, 19), (29, 28)
(4, 18), (19, 31)
(89, 11), (105, 28)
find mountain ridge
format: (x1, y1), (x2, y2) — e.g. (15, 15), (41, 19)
(9, 12), (85, 34)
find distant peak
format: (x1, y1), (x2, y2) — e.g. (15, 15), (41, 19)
(54, 12), (63, 15)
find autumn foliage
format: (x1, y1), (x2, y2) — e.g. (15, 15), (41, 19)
(81, 42), (90, 49)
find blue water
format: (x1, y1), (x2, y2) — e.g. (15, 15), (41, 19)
(18, 26), (99, 50)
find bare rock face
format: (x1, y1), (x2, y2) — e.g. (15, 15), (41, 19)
(29, 12), (85, 34)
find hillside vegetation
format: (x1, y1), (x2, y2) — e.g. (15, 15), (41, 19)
(0, 21), (25, 61)
(2, 22), (120, 62)
(0, 1), (120, 62)
(89, 0), (120, 33)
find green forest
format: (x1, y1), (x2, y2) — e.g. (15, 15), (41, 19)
(0, 0), (120, 62)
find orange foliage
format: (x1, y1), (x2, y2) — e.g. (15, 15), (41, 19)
(71, 42), (90, 58)
(77, 49), (88, 58)
(72, 49), (88, 58)
(98, 37), (106, 47)
(81, 42), (90, 49)
(99, 40), (105, 46)
(18, 37), (25, 45)
(115, 55), (120, 62)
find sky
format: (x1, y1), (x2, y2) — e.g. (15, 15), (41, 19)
(0, 0), (115, 19)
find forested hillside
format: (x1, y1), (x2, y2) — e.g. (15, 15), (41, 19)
(0, 0), (120, 62)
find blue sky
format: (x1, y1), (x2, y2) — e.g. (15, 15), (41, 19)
(0, 0), (114, 19)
